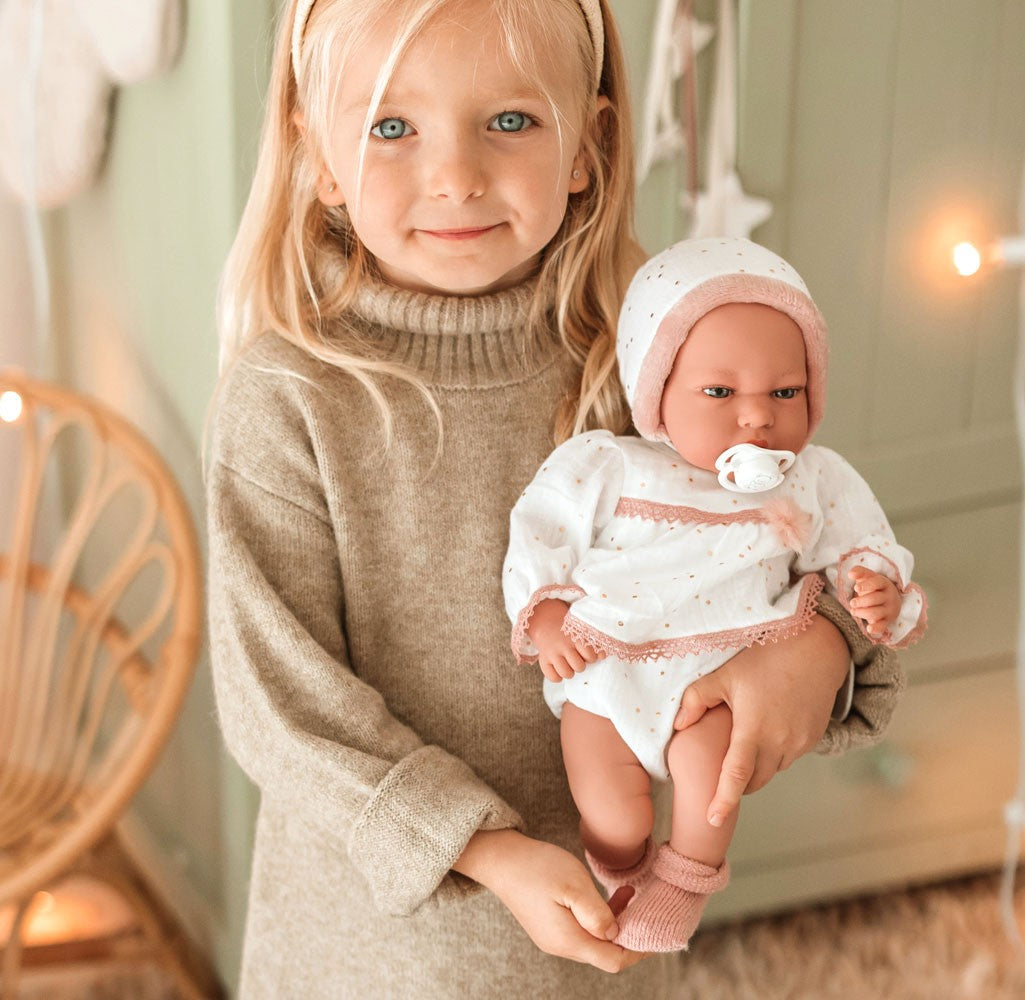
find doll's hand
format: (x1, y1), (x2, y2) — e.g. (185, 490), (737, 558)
(848, 567), (901, 639)
(527, 599), (598, 682)
(453, 830), (646, 974)
(672, 613), (849, 826)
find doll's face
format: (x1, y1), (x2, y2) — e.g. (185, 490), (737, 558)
(660, 302), (809, 472)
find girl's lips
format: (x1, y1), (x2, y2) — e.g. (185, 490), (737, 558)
(747, 439), (769, 448)
(421, 225), (499, 241)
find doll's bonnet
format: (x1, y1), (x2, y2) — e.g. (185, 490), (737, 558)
(616, 237), (829, 445)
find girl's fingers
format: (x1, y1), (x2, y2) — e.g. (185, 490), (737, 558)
(564, 887), (619, 944)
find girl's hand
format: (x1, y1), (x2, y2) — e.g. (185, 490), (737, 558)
(848, 567), (901, 638)
(453, 830), (646, 974)
(672, 613), (850, 827)
(527, 599), (598, 682)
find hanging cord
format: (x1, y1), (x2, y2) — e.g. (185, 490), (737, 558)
(1000, 147), (1025, 960)
(679, 0), (699, 208)
(22, 0), (52, 374)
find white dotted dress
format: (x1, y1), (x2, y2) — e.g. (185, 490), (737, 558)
(503, 432), (926, 780)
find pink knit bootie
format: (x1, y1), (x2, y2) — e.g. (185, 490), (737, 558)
(613, 844), (730, 953)
(584, 837), (657, 898)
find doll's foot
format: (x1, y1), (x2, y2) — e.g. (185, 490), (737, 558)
(584, 837), (657, 898)
(613, 844), (729, 953)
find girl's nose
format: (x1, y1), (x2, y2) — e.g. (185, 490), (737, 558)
(425, 143), (485, 201)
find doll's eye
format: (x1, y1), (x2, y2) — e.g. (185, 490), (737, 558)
(371, 117), (413, 140)
(703, 387), (732, 398)
(772, 387), (802, 399)
(490, 111), (532, 133)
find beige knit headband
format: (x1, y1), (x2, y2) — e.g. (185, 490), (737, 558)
(291, 0), (605, 90)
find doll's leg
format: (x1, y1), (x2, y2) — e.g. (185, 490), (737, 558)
(666, 704), (737, 864)
(560, 702), (655, 876)
(614, 705), (734, 953)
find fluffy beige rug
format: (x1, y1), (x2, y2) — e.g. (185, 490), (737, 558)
(677, 869), (1025, 999)
(13, 869), (1025, 998)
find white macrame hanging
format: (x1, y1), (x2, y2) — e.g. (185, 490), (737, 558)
(689, 0), (772, 238)
(636, 0), (713, 187)
(0, 0), (183, 208)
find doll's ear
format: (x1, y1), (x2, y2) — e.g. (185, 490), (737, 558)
(292, 111), (346, 206)
(569, 95), (612, 194)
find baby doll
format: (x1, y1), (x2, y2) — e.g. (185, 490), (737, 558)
(502, 236), (927, 952)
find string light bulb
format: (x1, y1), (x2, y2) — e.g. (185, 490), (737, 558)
(952, 236), (1025, 276)
(0, 390), (24, 423)
(953, 241), (982, 276)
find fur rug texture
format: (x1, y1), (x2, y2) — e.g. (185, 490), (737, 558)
(12, 869), (1025, 999)
(676, 868), (1025, 999)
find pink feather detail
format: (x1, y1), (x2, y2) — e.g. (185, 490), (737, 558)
(760, 497), (813, 554)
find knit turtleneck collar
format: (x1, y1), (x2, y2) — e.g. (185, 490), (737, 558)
(345, 274), (562, 389)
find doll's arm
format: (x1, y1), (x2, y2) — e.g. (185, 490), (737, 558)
(526, 598), (598, 681)
(503, 432), (624, 664)
(848, 566), (902, 639)
(796, 448), (927, 648)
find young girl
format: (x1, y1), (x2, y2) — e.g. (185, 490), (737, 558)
(504, 236), (927, 953)
(206, 1), (903, 995)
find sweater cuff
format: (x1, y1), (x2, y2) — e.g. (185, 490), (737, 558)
(349, 745), (523, 916)
(812, 592), (906, 756)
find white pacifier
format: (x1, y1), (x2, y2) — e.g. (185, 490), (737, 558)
(715, 443), (796, 493)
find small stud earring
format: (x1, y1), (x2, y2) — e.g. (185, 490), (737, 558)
(328, 182), (337, 193)
(572, 169), (581, 179)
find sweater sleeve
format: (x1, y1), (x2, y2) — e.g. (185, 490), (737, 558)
(207, 358), (522, 917)
(502, 430), (625, 662)
(813, 591), (906, 756)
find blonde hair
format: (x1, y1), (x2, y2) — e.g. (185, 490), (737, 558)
(215, 0), (642, 449)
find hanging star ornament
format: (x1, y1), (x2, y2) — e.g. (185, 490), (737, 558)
(689, 169), (773, 239)
(685, 0), (773, 239)
(637, 0), (713, 185)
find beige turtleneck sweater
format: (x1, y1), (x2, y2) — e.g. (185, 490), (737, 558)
(207, 277), (903, 999)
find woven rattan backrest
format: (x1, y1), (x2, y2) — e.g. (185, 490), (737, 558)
(0, 369), (201, 906)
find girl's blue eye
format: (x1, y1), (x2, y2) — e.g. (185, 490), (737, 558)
(773, 387), (801, 399)
(703, 387), (732, 398)
(491, 111), (530, 133)
(371, 118), (411, 140)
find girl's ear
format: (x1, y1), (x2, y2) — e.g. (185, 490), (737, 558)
(292, 111), (346, 207)
(568, 95), (612, 194)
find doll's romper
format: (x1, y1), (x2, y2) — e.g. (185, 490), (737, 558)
(504, 431), (926, 780)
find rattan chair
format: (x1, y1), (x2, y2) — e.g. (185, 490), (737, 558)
(0, 369), (220, 998)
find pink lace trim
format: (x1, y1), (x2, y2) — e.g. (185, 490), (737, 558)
(836, 547), (928, 649)
(511, 584), (586, 665)
(559, 574), (824, 663)
(615, 497), (765, 526)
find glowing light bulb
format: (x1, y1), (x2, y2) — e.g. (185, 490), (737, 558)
(0, 390), (23, 422)
(953, 241), (982, 276)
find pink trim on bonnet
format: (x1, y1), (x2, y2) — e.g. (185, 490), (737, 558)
(615, 495), (813, 552)
(511, 584), (586, 665)
(836, 547), (928, 649)
(631, 274), (829, 443)
(559, 574), (824, 663)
